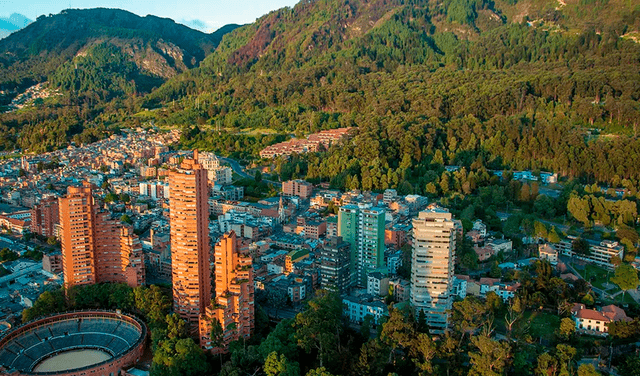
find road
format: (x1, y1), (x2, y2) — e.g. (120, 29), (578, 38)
(218, 157), (279, 185)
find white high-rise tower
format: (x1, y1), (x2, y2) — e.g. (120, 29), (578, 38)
(410, 206), (456, 334)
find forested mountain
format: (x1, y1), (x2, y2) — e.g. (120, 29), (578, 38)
(148, 0), (640, 192)
(0, 8), (238, 91)
(1, 0), (640, 189)
(0, 8), (238, 153)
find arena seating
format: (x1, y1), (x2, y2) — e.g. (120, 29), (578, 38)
(0, 312), (145, 373)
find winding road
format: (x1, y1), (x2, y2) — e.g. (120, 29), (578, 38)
(218, 156), (279, 185)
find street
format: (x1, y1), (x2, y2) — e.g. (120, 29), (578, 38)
(218, 156), (279, 185)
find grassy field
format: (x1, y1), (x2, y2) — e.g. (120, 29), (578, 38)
(571, 262), (621, 293)
(524, 311), (560, 339)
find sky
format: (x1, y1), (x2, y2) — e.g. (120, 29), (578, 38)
(0, 0), (300, 32)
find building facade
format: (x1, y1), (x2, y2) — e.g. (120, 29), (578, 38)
(338, 204), (385, 286)
(557, 237), (623, 269)
(410, 207), (456, 334)
(31, 196), (59, 238)
(169, 152), (212, 334)
(282, 180), (313, 199)
(59, 182), (145, 289)
(200, 231), (254, 353)
(320, 237), (352, 294)
(342, 295), (388, 325)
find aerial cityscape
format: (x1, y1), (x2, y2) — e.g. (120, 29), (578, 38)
(0, 0), (639, 375)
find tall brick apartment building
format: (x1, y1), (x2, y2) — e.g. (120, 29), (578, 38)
(59, 182), (145, 289)
(169, 151), (254, 351)
(169, 152), (212, 335)
(31, 196), (59, 238)
(199, 231), (254, 353)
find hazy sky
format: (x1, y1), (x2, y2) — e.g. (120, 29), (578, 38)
(0, 0), (300, 31)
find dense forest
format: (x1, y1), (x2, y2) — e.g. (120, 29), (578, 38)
(162, 0), (640, 192)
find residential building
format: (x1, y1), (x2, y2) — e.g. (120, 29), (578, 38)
(42, 252), (62, 274)
(571, 303), (631, 335)
(326, 217), (338, 238)
(452, 276), (467, 299)
(282, 180), (314, 199)
(367, 272), (390, 297)
(487, 238), (512, 253)
(411, 207), (456, 334)
(59, 182), (145, 289)
(343, 295), (388, 325)
(200, 231), (254, 353)
(383, 189), (398, 204)
(338, 204), (386, 286)
(472, 220), (487, 238)
(31, 196), (59, 238)
(212, 184), (244, 201)
(320, 236), (352, 294)
(169, 152), (212, 335)
(386, 249), (403, 275)
(557, 237), (624, 269)
(385, 227), (408, 248)
(539, 244), (558, 265)
(389, 278), (410, 302)
(303, 219), (326, 239)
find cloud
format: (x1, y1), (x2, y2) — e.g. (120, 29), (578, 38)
(178, 18), (216, 32)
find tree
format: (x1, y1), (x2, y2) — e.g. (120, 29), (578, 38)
(133, 285), (171, 328)
(380, 307), (416, 364)
(411, 332), (436, 375)
(611, 264), (640, 300)
(567, 196), (591, 226)
(618, 355), (640, 376)
(295, 290), (342, 369)
(607, 318), (640, 340)
(361, 314), (374, 339)
(468, 335), (511, 376)
(504, 298), (523, 337)
(255, 170), (263, 183)
(120, 214), (133, 224)
(268, 288), (288, 319)
(610, 255), (622, 267)
(535, 352), (558, 376)
(577, 364), (601, 376)
(489, 262), (502, 278)
(572, 238), (591, 256)
(22, 290), (67, 322)
(548, 228), (561, 243)
(452, 296), (487, 339)
(485, 292), (502, 313)
(306, 367), (334, 376)
(557, 318), (576, 341)
(581, 293), (595, 307)
(151, 337), (209, 376)
(264, 351), (300, 376)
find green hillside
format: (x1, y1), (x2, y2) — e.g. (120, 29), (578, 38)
(141, 0), (640, 193)
(0, 8), (238, 153)
(0, 8), (238, 91)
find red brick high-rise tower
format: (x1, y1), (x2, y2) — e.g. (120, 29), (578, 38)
(199, 231), (254, 353)
(59, 183), (96, 288)
(31, 196), (59, 238)
(59, 182), (145, 290)
(169, 151), (212, 333)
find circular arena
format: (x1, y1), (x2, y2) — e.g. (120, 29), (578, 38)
(0, 311), (147, 376)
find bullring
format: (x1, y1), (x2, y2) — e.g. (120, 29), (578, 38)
(0, 310), (146, 376)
